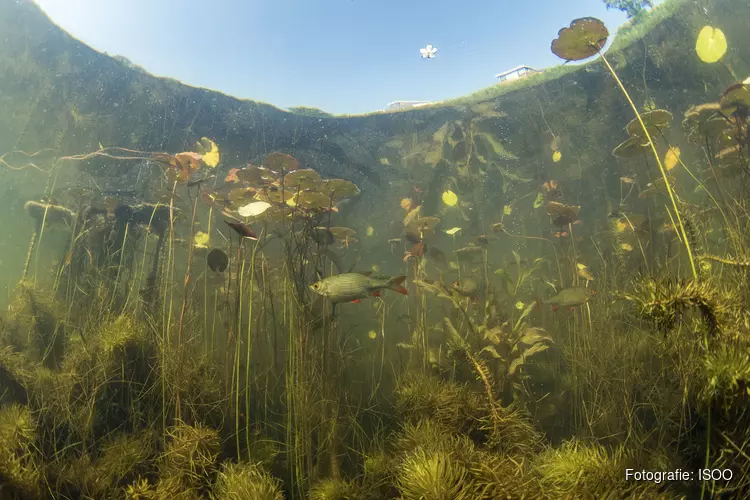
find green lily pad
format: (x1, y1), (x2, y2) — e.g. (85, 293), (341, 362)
(551, 17), (609, 62)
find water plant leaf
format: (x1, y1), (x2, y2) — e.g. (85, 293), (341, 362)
(551, 17), (609, 62)
(319, 179), (359, 199)
(625, 110), (672, 138)
(480, 345), (502, 359)
(195, 138), (220, 167)
(283, 169), (321, 190)
(612, 137), (645, 158)
(664, 147), (680, 171)
(194, 231), (210, 248)
(509, 342), (549, 375)
(519, 327), (552, 345)
(552, 150), (562, 163)
(695, 26), (727, 63)
(237, 201), (272, 217)
(441, 190), (458, 206)
(445, 227), (461, 235)
(533, 192), (544, 209)
(503, 205), (513, 215)
(263, 152), (299, 173)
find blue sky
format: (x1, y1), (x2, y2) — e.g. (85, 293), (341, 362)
(34, 0), (645, 114)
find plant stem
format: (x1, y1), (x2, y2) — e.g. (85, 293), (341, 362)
(598, 50), (697, 278)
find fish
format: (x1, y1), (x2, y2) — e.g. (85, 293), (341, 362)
(225, 220), (258, 240)
(542, 287), (595, 310)
(310, 273), (408, 304)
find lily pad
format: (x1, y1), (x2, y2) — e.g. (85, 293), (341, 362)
(284, 169), (321, 190)
(263, 152), (299, 173)
(612, 137), (645, 158)
(409, 217), (441, 231)
(625, 110), (672, 139)
(329, 227), (356, 239)
(695, 26), (727, 63)
(719, 83), (750, 115)
(294, 191), (332, 210)
(195, 137), (220, 167)
(551, 17), (609, 62)
(442, 190), (458, 206)
(319, 179), (360, 199)
(237, 201), (272, 217)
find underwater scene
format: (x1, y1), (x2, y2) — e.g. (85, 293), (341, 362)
(1, 0), (750, 498)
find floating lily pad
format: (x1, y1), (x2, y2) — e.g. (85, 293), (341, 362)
(294, 191), (332, 209)
(612, 137), (645, 158)
(258, 187), (296, 204)
(238, 201), (272, 217)
(195, 137), (220, 167)
(442, 190), (458, 206)
(329, 227), (356, 239)
(719, 83), (750, 115)
(695, 26), (727, 63)
(546, 201), (580, 219)
(410, 217), (441, 231)
(625, 110), (672, 139)
(551, 17), (609, 62)
(284, 169), (321, 190)
(319, 179), (359, 199)
(263, 152), (299, 173)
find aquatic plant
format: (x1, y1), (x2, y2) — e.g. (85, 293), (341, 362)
(536, 439), (667, 498)
(625, 275), (735, 337)
(0, 404), (41, 499)
(551, 17), (698, 278)
(396, 449), (472, 500)
(213, 461), (284, 500)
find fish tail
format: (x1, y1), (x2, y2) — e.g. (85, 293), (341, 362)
(387, 275), (408, 295)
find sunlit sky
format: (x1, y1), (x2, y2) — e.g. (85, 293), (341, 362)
(33, 0), (657, 114)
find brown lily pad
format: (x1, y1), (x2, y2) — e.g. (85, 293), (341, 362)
(329, 227), (356, 239)
(612, 137), (646, 158)
(551, 17), (609, 62)
(284, 169), (321, 190)
(719, 83), (750, 116)
(263, 152), (299, 173)
(319, 179), (360, 199)
(625, 110), (672, 139)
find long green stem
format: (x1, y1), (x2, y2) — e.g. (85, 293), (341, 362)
(598, 51), (697, 279)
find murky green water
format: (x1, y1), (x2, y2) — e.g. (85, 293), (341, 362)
(1, 0), (749, 498)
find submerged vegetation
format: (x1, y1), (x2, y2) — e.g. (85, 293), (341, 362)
(0, 0), (750, 498)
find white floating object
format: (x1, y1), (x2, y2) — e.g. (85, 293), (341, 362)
(420, 44), (438, 59)
(238, 201), (271, 217)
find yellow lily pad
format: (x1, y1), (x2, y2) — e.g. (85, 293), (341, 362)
(696, 26), (727, 63)
(194, 231), (210, 248)
(195, 137), (220, 167)
(442, 190), (458, 206)
(664, 147), (680, 171)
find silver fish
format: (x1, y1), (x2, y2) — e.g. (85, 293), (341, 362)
(310, 273), (408, 304)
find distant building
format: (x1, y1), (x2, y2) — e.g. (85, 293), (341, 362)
(495, 66), (541, 84)
(387, 101), (433, 111)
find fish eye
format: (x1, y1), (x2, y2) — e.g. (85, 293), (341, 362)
(312, 283), (319, 289)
